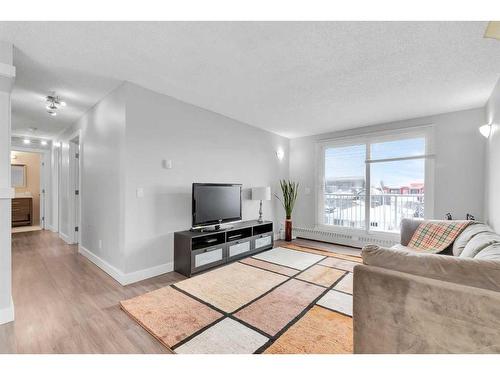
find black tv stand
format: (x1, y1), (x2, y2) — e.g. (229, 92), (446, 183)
(189, 224), (234, 233)
(175, 220), (274, 277)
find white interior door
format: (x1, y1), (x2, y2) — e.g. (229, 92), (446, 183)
(39, 154), (46, 229)
(72, 140), (80, 244)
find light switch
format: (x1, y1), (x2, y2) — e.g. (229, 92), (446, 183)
(136, 187), (144, 198)
(162, 159), (173, 169)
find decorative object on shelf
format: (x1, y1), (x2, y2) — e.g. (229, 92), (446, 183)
(45, 92), (66, 117)
(275, 180), (299, 242)
(445, 213), (453, 220)
(252, 186), (271, 223)
(466, 213), (475, 221)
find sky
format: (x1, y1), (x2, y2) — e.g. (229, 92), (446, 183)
(325, 137), (425, 188)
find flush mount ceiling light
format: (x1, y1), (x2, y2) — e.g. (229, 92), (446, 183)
(23, 139), (31, 144)
(45, 92), (66, 116)
(479, 124), (492, 138)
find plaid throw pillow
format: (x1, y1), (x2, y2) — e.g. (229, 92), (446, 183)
(408, 221), (472, 253)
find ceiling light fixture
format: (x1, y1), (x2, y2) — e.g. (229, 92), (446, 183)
(479, 124), (492, 138)
(40, 140), (48, 146)
(276, 148), (285, 161)
(23, 139), (31, 144)
(45, 92), (66, 116)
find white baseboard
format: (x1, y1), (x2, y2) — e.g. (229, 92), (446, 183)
(78, 245), (125, 284)
(46, 224), (57, 232)
(122, 262), (174, 285)
(0, 297), (15, 326)
(78, 245), (173, 286)
(59, 232), (75, 244)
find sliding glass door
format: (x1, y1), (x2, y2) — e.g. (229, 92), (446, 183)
(320, 129), (431, 233)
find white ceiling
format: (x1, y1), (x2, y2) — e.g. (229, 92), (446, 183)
(1, 21), (499, 139)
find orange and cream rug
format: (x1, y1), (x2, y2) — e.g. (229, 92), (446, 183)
(120, 244), (360, 354)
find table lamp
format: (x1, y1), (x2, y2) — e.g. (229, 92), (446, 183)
(251, 186), (271, 223)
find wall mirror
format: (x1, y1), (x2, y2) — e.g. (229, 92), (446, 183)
(11, 164), (26, 188)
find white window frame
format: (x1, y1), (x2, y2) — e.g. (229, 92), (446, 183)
(315, 125), (435, 239)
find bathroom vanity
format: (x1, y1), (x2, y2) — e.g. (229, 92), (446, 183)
(12, 196), (33, 227)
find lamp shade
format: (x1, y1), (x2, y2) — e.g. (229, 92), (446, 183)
(252, 186), (271, 201)
(484, 21), (500, 40)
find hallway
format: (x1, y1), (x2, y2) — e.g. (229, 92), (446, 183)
(0, 230), (184, 353)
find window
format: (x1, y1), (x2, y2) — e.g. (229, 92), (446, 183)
(323, 144), (366, 229)
(319, 128), (432, 233)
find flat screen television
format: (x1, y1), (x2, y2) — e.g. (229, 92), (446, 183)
(192, 183), (242, 228)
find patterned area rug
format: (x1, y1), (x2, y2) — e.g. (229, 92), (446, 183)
(120, 244), (361, 354)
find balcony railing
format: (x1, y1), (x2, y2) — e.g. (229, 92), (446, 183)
(323, 193), (424, 232)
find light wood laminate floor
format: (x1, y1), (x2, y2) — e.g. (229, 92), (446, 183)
(0, 230), (360, 353)
(0, 230), (184, 353)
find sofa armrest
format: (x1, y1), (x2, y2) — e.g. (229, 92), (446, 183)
(353, 264), (500, 353)
(400, 218), (422, 245)
(362, 245), (500, 292)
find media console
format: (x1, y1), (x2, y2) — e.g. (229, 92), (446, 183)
(174, 220), (274, 277)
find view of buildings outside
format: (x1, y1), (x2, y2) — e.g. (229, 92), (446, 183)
(324, 138), (425, 232)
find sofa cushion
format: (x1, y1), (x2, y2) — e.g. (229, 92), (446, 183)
(361, 245), (500, 292)
(453, 223), (492, 257)
(460, 232), (500, 258)
(474, 243), (500, 261)
(390, 243), (414, 252)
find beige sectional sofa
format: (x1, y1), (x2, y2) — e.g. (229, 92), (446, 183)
(353, 219), (500, 353)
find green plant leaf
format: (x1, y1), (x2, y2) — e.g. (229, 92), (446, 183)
(275, 179), (299, 220)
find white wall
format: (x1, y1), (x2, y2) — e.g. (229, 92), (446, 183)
(55, 82), (288, 282)
(123, 83), (289, 273)
(55, 84), (126, 272)
(52, 77), (490, 282)
(485, 78), (500, 231)
(290, 107), (487, 231)
(50, 144), (59, 232)
(0, 41), (14, 325)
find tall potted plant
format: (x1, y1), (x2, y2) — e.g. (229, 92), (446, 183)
(275, 180), (299, 241)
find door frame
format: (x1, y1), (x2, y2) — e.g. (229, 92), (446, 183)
(69, 135), (81, 244)
(10, 145), (51, 230)
(55, 128), (82, 245)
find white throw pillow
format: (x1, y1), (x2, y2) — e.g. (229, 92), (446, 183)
(460, 231), (500, 258)
(453, 223), (491, 256)
(474, 243), (500, 261)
